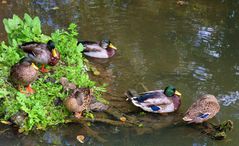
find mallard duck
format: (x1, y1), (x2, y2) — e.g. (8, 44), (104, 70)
(78, 39), (117, 58)
(64, 88), (92, 118)
(9, 57), (39, 94)
(183, 94), (220, 123)
(19, 40), (60, 72)
(129, 85), (182, 114)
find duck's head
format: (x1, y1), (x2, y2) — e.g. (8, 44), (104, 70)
(100, 39), (117, 50)
(164, 85), (182, 97)
(47, 40), (59, 58)
(47, 40), (60, 66)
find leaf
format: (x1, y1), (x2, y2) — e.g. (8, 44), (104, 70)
(32, 17), (41, 34)
(24, 13), (33, 26)
(13, 14), (23, 26)
(3, 19), (11, 33)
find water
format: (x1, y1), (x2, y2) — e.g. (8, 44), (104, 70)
(0, 0), (239, 145)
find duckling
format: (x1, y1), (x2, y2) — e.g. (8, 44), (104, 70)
(64, 88), (92, 118)
(9, 57), (39, 94)
(130, 85), (182, 114)
(19, 40), (60, 73)
(78, 39), (117, 58)
(183, 94), (220, 123)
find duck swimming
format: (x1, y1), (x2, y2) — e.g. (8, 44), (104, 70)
(9, 57), (39, 94)
(78, 39), (117, 58)
(129, 85), (182, 114)
(183, 94), (220, 123)
(19, 40), (60, 72)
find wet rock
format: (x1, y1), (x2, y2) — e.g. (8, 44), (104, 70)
(89, 102), (109, 112)
(10, 111), (27, 127)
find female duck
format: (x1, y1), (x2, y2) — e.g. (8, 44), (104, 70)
(130, 85), (182, 114)
(78, 39), (117, 58)
(19, 40), (60, 72)
(183, 94), (220, 123)
(64, 88), (92, 118)
(10, 57), (39, 94)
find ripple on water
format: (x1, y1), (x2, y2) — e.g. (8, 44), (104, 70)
(192, 65), (212, 81)
(234, 65), (239, 75)
(218, 91), (239, 106)
(194, 26), (223, 58)
(194, 27), (214, 47)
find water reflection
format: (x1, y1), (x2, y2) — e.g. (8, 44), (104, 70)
(193, 65), (212, 81)
(218, 91), (239, 106)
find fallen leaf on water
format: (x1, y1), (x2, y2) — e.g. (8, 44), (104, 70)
(51, 6), (59, 10)
(76, 135), (85, 143)
(0, 120), (11, 125)
(120, 116), (126, 122)
(2, 0), (7, 4)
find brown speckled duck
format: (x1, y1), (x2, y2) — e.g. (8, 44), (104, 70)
(19, 40), (60, 72)
(130, 85), (182, 114)
(64, 88), (93, 118)
(78, 39), (117, 58)
(183, 94), (220, 123)
(10, 57), (39, 94)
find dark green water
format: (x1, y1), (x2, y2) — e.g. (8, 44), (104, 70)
(0, 0), (239, 145)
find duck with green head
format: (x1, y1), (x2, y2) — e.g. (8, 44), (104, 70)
(130, 85), (182, 114)
(9, 57), (39, 94)
(19, 40), (60, 73)
(78, 39), (117, 58)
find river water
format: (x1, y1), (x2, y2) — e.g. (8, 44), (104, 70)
(0, 0), (239, 146)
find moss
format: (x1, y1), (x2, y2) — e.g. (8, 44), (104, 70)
(0, 14), (105, 132)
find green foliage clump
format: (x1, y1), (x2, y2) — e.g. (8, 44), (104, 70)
(0, 14), (105, 132)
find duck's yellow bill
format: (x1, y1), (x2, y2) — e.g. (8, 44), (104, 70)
(52, 49), (57, 57)
(109, 43), (117, 50)
(175, 90), (182, 96)
(31, 63), (39, 70)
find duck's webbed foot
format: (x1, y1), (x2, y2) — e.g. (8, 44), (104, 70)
(40, 64), (49, 73)
(26, 84), (35, 94)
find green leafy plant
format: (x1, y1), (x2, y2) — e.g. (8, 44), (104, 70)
(0, 14), (105, 132)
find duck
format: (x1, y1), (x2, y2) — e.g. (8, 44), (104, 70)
(183, 94), (220, 124)
(19, 40), (60, 73)
(9, 57), (39, 94)
(64, 88), (93, 118)
(78, 39), (117, 58)
(129, 85), (182, 114)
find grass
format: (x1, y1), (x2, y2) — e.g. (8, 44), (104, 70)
(0, 13), (105, 133)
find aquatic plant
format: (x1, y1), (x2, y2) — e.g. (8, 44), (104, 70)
(0, 14), (105, 132)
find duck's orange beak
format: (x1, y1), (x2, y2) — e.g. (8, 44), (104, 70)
(31, 63), (39, 70)
(175, 90), (182, 97)
(52, 49), (57, 57)
(109, 43), (117, 50)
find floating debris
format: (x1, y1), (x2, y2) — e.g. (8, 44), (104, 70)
(0, 120), (11, 125)
(176, 0), (189, 6)
(218, 91), (239, 106)
(120, 116), (126, 122)
(1, 0), (7, 4)
(51, 6), (59, 10)
(76, 135), (85, 143)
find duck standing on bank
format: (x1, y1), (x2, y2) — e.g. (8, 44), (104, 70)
(129, 85), (182, 114)
(78, 39), (117, 58)
(183, 94), (220, 123)
(19, 40), (60, 73)
(9, 57), (39, 94)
